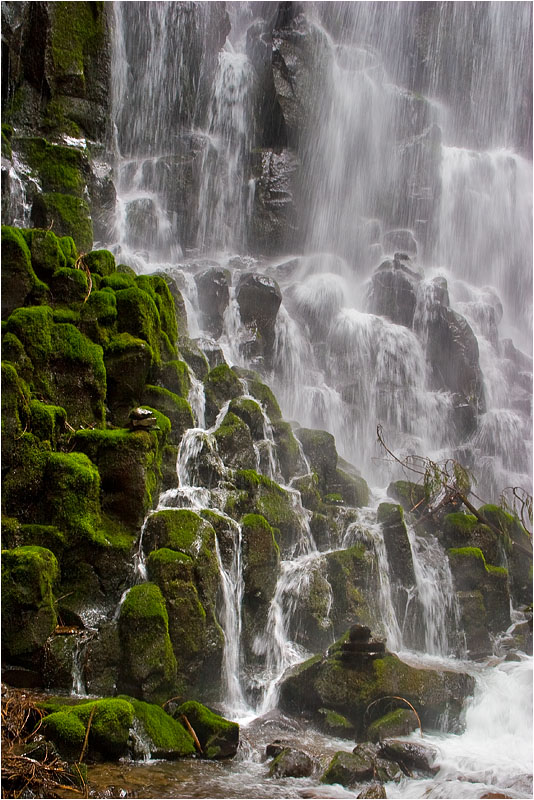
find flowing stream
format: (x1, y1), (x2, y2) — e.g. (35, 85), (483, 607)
(87, 2), (534, 797)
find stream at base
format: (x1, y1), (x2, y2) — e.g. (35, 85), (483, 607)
(82, 654), (532, 800)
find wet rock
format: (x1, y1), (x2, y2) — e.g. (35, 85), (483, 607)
(213, 411), (257, 470)
(357, 784), (387, 799)
(295, 428), (338, 493)
(368, 258), (420, 328)
(194, 267), (230, 339)
(279, 635), (475, 737)
(236, 272), (282, 367)
(424, 305), (486, 414)
(326, 545), (380, 639)
(269, 747), (317, 778)
(174, 700), (239, 759)
(367, 708), (419, 742)
(321, 747), (376, 786)
(455, 589), (492, 659)
(249, 148), (299, 255)
(128, 407), (159, 430)
(376, 503), (417, 630)
(266, 739), (292, 758)
(377, 738), (439, 776)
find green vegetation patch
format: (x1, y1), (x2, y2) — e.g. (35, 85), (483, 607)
(118, 696), (195, 757)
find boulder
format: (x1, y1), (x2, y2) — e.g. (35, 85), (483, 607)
(236, 272), (282, 368)
(377, 738), (438, 776)
(249, 149), (299, 255)
(213, 411), (257, 470)
(269, 747), (317, 778)
(194, 267), (230, 339)
(174, 700), (239, 759)
(368, 257), (420, 328)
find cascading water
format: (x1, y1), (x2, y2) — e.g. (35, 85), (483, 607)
(98, 2), (532, 796)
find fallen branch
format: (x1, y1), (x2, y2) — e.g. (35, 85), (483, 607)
(180, 714), (203, 754)
(79, 703), (95, 763)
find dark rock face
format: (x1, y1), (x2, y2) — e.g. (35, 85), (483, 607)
(269, 746), (317, 778)
(377, 738), (438, 775)
(249, 149), (299, 255)
(368, 258), (420, 328)
(236, 272), (282, 367)
(424, 305), (486, 414)
(195, 267), (230, 339)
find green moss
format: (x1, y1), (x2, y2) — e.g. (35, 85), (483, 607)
(144, 509), (212, 554)
(52, 307), (80, 324)
(2, 433), (50, 521)
(32, 193), (93, 252)
(16, 137), (85, 196)
(45, 451), (102, 544)
(135, 274), (178, 346)
(486, 564), (508, 576)
(18, 524), (66, 554)
(21, 229), (67, 279)
(324, 493), (343, 503)
(237, 370), (282, 421)
(175, 701), (239, 759)
(117, 696), (195, 756)
(2, 123), (13, 158)
(118, 583), (177, 703)
(29, 399), (67, 446)
(40, 711), (85, 754)
(444, 512), (478, 535)
(153, 360), (191, 398)
(377, 502), (404, 526)
(141, 386), (194, 443)
(318, 708), (353, 730)
(84, 250), (116, 277)
(48, 1), (106, 88)
(2, 225), (46, 312)
(272, 419), (300, 480)
(101, 273), (136, 291)
(2, 546), (59, 656)
(58, 236), (78, 266)
(42, 98), (81, 138)
(203, 364), (243, 424)
(2, 361), (31, 444)
(449, 546), (487, 564)
(116, 285), (167, 364)
(228, 397), (264, 439)
(50, 266), (88, 305)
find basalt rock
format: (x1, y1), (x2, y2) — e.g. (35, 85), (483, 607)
(236, 272), (282, 368)
(194, 267), (230, 339)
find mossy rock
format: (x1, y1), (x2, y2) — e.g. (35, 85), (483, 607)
(15, 137), (87, 197)
(455, 590), (492, 659)
(377, 503), (416, 589)
(31, 193), (93, 253)
(295, 428), (338, 491)
(2, 433), (50, 523)
(153, 359), (191, 398)
(41, 698), (134, 760)
(329, 467), (369, 508)
(442, 512), (504, 567)
(2, 545), (59, 660)
(279, 643), (475, 737)
(75, 422), (168, 528)
(228, 396), (265, 440)
(234, 470), (303, 554)
(213, 411), (256, 470)
(101, 272), (136, 291)
(292, 473), (322, 512)
(234, 368), (282, 421)
(21, 228), (72, 278)
(135, 274), (179, 347)
(367, 708), (419, 742)
(5, 305), (106, 426)
(1, 362), (31, 455)
(317, 708), (355, 738)
(142, 509), (220, 603)
(240, 513), (279, 651)
(272, 419), (301, 481)
(118, 696), (195, 759)
(115, 286), (166, 362)
(141, 385), (194, 444)
(43, 451), (102, 545)
(84, 249), (116, 277)
(50, 266), (89, 306)
(117, 583), (177, 703)
(447, 546), (488, 591)
(79, 288), (118, 343)
(478, 504), (532, 606)
(387, 480), (427, 513)
(29, 400), (67, 447)
(320, 749), (375, 786)
(179, 337), (209, 380)
(104, 333), (154, 424)
(325, 544), (378, 639)
(203, 364), (243, 426)
(175, 700), (239, 759)
(1, 226), (47, 318)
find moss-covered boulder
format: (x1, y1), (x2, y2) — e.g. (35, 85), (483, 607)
(5, 304), (106, 427)
(228, 396), (265, 440)
(271, 419), (301, 482)
(233, 469), (304, 554)
(213, 411), (256, 470)
(175, 700), (239, 759)
(330, 467), (370, 508)
(104, 333), (153, 424)
(84, 249), (116, 278)
(1, 226), (47, 318)
(268, 747), (317, 778)
(119, 696), (196, 759)
(241, 513), (280, 652)
(367, 708), (419, 743)
(479, 504), (532, 606)
(152, 359), (191, 398)
(141, 385), (194, 444)
(203, 364), (243, 426)
(326, 544), (379, 638)
(2, 546), (59, 662)
(74, 428), (157, 528)
(117, 583), (177, 703)
(31, 192), (93, 252)
(442, 511), (506, 567)
(146, 547), (224, 698)
(279, 637), (475, 737)
(295, 428), (338, 492)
